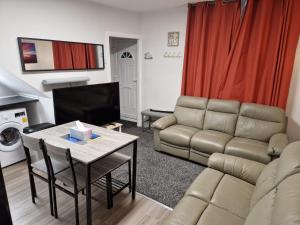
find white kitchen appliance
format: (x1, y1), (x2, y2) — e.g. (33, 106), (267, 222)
(0, 108), (28, 168)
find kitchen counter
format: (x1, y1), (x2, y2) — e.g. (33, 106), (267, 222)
(0, 96), (38, 110)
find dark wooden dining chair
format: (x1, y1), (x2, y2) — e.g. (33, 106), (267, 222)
(41, 139), (131, 225)
(20, 133), (68, 216)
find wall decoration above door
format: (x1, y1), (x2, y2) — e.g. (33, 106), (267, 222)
(17, 37), (105, 72)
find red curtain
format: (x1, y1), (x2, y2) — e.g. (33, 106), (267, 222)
(181, 0), (300, 108)
(70, 43), (87, 69)
(86, 44), (97, 69)
(52, 42), (98, 70)
(52, 41), (73, 69)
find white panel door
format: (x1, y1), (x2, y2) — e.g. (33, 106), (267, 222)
(119, 49), (137, 120)
(110, 39), (137, 121)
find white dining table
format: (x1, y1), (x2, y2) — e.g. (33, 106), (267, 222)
(28, 121), (139, 225)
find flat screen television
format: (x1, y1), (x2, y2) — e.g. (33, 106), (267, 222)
(53, 82), (120, 126)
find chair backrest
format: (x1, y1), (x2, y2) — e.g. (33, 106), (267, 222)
(203, 99), (240, 135)
(244, 142), (300, 225)
(43, 141), (70, 166)
(174, 96), (208, 129)
(21, 133), (42, 153)
(20, 133), (43, 163)
(42, 140), (77, 189)
(235, 103), (286, 142)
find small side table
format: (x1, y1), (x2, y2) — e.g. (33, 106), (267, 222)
(141, 109), (173, 131)
(103, 122), (123, 132)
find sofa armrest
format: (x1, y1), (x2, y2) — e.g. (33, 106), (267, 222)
(208, 153), (265, 185)
(267, 133), (289, 157)
(151, 115), (177, 130)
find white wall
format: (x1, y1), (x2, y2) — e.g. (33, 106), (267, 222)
(0, 0), (140, 91)
(141, 6), (188, 111)
(2, 0), (297, 136)
(0, 1), (188, 123)
(0, 84), (15, 97)
(286, 38), (300, 142)
(0, 0), (140, 122)
(0, 68), (47, 98)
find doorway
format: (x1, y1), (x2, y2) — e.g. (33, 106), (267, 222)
(110, 37), (138, 122)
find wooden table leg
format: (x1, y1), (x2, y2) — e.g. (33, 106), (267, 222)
(86, 164), (92, 225)
(132, 140), (137, 199)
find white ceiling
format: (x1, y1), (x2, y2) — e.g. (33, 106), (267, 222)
(87, 0), (202, 12)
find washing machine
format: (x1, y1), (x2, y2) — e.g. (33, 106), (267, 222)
(0, 108), (29, 168)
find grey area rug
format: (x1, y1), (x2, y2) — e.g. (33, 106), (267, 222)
(113, 122), (205, 208)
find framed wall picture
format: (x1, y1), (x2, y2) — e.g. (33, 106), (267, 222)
(21, 42), (38, 63)
(168, 32), (179, 47)
(18, 37), (105, 72)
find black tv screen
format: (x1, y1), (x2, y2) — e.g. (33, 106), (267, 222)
(53, 82), (120, 126)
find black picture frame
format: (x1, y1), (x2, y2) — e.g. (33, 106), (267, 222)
(17, 37), (105, 73)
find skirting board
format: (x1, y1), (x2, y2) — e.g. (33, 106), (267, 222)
(139, 193), (173, 211)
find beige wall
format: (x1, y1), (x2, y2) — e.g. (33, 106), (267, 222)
(286, 38), (300, 142)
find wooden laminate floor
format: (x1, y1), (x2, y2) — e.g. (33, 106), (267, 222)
(3, 161), (171, 225)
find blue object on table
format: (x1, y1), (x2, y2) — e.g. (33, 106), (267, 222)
(62, 133), (100, 144)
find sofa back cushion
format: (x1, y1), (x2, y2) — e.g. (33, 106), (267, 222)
(274, 142), (300, 184)
(244, 189), (276, 225)
(251, 142), (300, 207)
(246, 142), (300, 225)
(203, 99), (240, 135)
(235, 103), (286, 142)
(250, 159), (279, 208)
(174, 96), (208, 129)
(270, 173), (300, 225)
(245, 173), (300, 225)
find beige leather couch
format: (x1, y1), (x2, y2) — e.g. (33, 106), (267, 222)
(152, 96), (288, 165)
(163, 142), (300, 225)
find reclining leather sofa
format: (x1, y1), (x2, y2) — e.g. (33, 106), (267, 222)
(163, 141), (300, 225)
(152, 96), (288, 165)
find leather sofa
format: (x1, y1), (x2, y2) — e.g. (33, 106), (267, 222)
(152, 96), (288, 165)
(163, 141), (300, 225)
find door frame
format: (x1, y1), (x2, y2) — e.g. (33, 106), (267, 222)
(105, 31), (142, 125)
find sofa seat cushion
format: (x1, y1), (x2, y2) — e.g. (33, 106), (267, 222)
(191, 130), (232, 154)
(197, 204), (244, 225)
(163, 195), (244, 225)
(186, 168), (224, 202)
(225, 137), (271, 164)
(210, 174), (254, 218)
(186, 168), (254, 219)
(160, 125), (199, 147)
(163, 196), (208, 225)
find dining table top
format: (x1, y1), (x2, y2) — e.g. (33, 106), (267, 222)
(27, 121), (139, 164)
